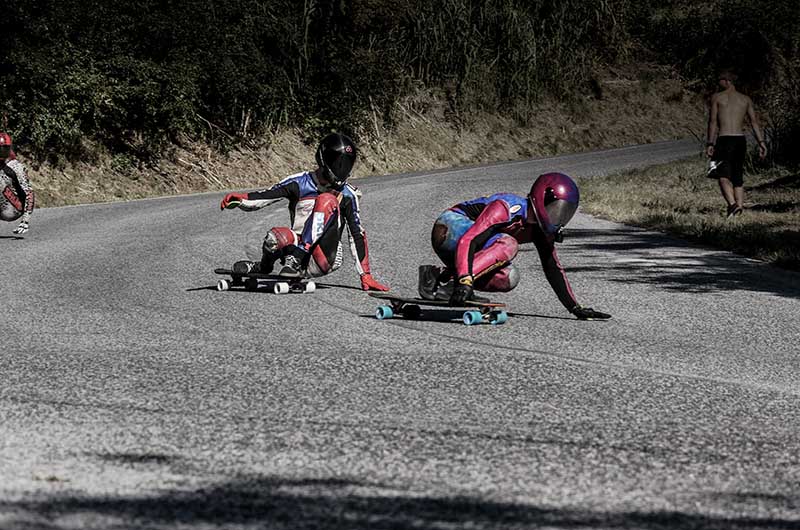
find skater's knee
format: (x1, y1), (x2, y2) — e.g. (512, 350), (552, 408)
(0, 188), (23, 221)
(504, 263), (520, 290)
(493, 234), (519, 261)
(264, 227), (297, 252)
(476, 263), (519, 292)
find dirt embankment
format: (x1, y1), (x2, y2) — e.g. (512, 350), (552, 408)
(29, 67), (706, 208)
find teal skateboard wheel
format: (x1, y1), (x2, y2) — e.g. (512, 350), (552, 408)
(463, 310), (483, 325)
(376, 305), (394, 320)
(491, 310), (508, 325)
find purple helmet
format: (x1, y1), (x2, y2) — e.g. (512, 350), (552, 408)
(528, 172), (580, 237)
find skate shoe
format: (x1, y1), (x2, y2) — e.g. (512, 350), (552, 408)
(418, 265), (460, 301)
(418, 265), (442, 300)
(434, 277), (455, 301)
(278, 253), (306, 278)
(233, 260), (260, 274)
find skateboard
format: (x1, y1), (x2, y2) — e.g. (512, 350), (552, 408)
(368, 292), (508, 326)
(214, 268), (316, 294)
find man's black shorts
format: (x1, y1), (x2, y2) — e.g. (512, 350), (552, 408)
(708, 135), (746, 186)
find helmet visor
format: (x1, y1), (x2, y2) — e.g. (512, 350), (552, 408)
(0, 145), (10, 159)
(544, 199), (578, 229)
(322, 151), (355, 185)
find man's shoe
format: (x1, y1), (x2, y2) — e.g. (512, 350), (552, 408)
(233, 260), (260, 274)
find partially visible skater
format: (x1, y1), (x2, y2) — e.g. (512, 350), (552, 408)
(0, 132), (34, 235)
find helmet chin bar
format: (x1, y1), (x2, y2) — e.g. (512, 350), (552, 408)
(324, 167), (346, 186)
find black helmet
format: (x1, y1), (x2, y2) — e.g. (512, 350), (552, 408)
(315, 133), (357, 186)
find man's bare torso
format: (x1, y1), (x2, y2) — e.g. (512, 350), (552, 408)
(713, 89), (751, 136)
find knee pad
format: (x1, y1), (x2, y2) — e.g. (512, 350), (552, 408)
(0, 188), (22, 221)
(0, 202), (21, 221)
(505, 263), (520, 290)
(263, 227), (297, 253)
(475, 263), (520, 292)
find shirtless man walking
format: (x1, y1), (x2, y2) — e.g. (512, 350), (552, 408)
(706, 69), (767, 217)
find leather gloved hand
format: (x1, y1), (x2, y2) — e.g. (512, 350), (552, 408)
(450, 275), (474, 306)
(220, 192), (247, 210)
(570, 305), (612, 320)
(360, 273), (390, 291)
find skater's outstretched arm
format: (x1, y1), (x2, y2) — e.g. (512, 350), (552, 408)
(220, 181), (299, 211)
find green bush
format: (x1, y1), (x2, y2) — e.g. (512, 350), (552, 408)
(0, 0), (796, 164)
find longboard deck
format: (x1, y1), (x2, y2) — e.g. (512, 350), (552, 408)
(214, 268), (315, 294)
(368, 292), (508, 325)
(368, 291), (505, 309)
(214, 268), (309, 281)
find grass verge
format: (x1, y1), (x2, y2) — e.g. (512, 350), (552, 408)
(28, 66), (704, 208)
(576, 157), (800, 271)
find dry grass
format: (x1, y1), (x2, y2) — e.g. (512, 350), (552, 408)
(27, 65), (705, 208)
(576, 157), (800, 270)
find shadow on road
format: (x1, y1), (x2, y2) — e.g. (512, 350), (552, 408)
(563, 228), (800, 300)
(185, 285), (218, 292)
(3, 475), (799, 529)
(94, 452), (178, 465)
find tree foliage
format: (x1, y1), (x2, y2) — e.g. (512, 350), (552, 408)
(1, 0), (797, 163)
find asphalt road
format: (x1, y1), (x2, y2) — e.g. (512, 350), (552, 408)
(2, 139), (799, 529)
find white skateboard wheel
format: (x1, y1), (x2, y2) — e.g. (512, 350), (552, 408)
(217, 279), (230, 291)
(273, 282), (290, 295)
(304, 281), (316, 293)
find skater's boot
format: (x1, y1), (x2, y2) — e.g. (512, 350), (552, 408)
(233, 260), (260, 274)
(418, 265), (458, 301)
(277, 246), (307, 278)
(418, 265), (442, 300)
(433, 277), (454, 301)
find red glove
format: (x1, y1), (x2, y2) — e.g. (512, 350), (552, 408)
(360, 273), (389, 291)
(220, 192), (247, 210)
